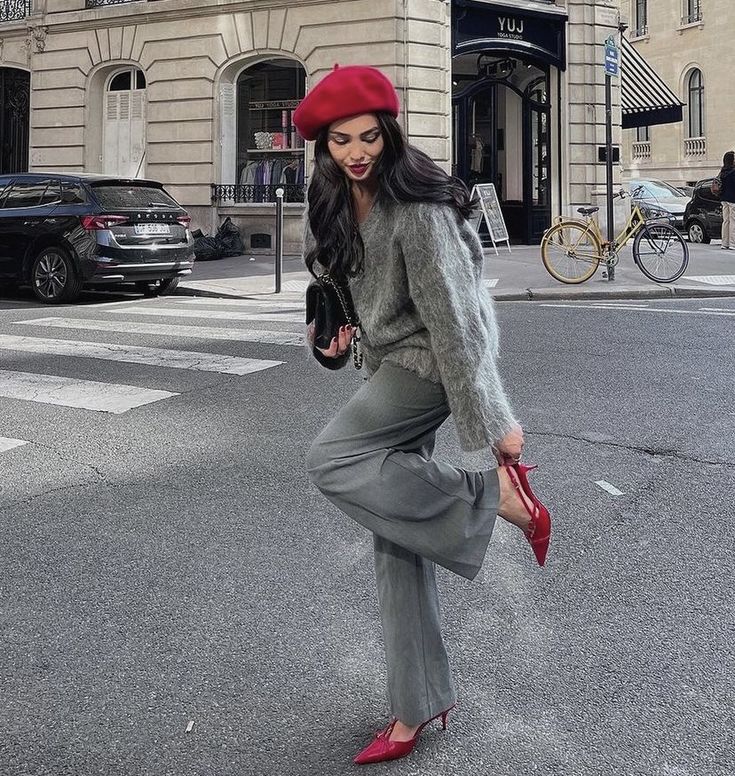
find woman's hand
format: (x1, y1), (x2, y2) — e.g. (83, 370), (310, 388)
(492, 423), (524, 465)
(316, 325), (354, 358)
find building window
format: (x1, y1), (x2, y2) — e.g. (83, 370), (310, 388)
(216, 58), (306, 204)
(686, 68), (704, 138)
(1, 0), (31, 21)
(634, 0), (648, 36)
(682, 0), (702, 25)
(103, 67), (146, 178)
(636, 126), (650, 142)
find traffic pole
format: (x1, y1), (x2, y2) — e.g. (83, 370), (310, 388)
(605, 73), (615, 281)
(275, 187), (284, 294)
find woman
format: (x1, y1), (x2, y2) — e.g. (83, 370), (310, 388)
(718, 151), (735, 249)
(294, 65), (551, 765)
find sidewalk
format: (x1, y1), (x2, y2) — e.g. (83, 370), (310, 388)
(177, 242), (735, 302)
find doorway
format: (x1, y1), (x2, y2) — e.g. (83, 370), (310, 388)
(0, 68), (30, 174)
(453, 56), (551, 243)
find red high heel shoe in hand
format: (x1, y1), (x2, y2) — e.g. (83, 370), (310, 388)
(353, 705), (455, 765)
(504, 463), (551, 566)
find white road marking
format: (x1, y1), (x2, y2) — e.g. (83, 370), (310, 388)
(80, 297), (162, 309)
(539, 303), (735, 317)
(0, 370), (177, 414)
(179, 298), (304, 311)
(700, 307), (735, 313)
(107, 307), (304, 323)
(685, 275), (735, 285)
(0, 335), (283, 376)
(483, 278), (499, 288)
(595, 480), (624, 496)
(15, 318), (305, 346)
(0, 436), (28, 453)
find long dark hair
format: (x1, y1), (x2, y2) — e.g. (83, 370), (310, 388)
(304, 113), (475, 278)
(723, 151), (735, 170)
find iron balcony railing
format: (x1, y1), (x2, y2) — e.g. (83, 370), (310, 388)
(682, 3), (703, 25)
(86, 0), (143, 7)
(211, 184), (305, 205)
(1, 0), (31, 22)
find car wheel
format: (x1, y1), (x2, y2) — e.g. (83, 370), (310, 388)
(31, 247), (82, 303)
(135, 278), (180, 297)
(687, 221), (710, 244)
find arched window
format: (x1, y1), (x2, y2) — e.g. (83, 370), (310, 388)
(103, 67), (146, 178)
(687, 68), (704, 138)
(220, 58), (306, 202)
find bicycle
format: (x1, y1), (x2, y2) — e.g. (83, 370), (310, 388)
(540, 187), (689, 284)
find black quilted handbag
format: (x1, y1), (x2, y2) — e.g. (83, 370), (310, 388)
(305, 273), (363, 370)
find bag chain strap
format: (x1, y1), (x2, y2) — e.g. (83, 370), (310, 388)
(319, 273), (363, 370)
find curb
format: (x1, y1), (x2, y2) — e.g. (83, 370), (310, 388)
(178, 282), (735, 303)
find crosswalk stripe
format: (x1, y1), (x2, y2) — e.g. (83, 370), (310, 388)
(0, 335), (283, 376)
(0, 370), (178, 414)
(0, 436), (28, 453)
(179, 298), (304, 311)
(15, 318), (305, 346)
(108, 307), (304, 323)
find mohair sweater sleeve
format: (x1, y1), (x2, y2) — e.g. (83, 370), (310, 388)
(399, 202), (518, 451)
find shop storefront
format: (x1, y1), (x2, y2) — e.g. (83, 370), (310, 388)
(451, 0), (567, 243)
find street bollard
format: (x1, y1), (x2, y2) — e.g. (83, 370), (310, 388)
(275, 187), (284, 294)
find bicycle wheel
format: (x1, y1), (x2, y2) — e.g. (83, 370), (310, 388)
(541, 221), (601, 284)
(633, 223), (689, 282)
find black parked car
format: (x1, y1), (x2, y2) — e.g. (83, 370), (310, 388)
(684, 178), (722, 243)
(0, 173), (195, 303)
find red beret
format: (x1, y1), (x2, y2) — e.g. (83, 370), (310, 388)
(293, 64), (400, 141)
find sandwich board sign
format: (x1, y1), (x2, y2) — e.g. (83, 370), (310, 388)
(470, 183), (511, 254)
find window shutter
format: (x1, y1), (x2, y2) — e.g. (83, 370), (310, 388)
(220, 83), (236, 184)
(130, 90), (146, 177)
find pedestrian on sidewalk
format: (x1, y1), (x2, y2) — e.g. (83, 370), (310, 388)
(295, 65), (552, 766)
(718, 151), (735, 249)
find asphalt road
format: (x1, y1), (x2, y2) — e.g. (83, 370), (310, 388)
(0, 289), (732, 776)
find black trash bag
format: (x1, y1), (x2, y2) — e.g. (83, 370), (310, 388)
(191, 228), (204, 240)
(215, 216), (245, 257)
(193, 234), (224, 261)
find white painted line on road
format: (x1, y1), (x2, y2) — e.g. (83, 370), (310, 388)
(587, 302), (650, 309)
(107, 307), (304, 323)
(186, 721), (195, 734)
(685, 275), (735, 285)
(179, 298), (304, 311)
(15, 318), (305, 347)
(0, 370), (177, 414)
(0, 436), (28, 453)
(78, 297), (163, 309)
(700, 307), (735, 313)
(0, 335), (283, 376)
(539, 303), (735, 317)
(595, 480), (624, 496)
(484, 278), (499, 288)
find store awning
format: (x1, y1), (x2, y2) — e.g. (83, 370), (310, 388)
(621, 36), (683, 129)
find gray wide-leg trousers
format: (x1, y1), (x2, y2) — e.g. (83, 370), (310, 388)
(306, 362), (500, 726)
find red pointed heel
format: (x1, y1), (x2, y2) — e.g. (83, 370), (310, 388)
(503, 463), (551, 567)
(353, 704), (455, 766)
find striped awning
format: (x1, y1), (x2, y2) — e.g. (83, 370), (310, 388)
(620, 36), (683, 129)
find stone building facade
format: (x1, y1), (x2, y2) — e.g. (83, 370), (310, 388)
(0, 0), (649, 247)
(621, 0), (732, 186)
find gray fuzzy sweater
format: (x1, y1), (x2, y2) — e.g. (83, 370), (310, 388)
(306, 198), (517, 451)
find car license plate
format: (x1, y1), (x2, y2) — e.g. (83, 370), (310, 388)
(134, 223), (171, 235)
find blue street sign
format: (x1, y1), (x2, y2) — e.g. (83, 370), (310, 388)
(604, 36), (619, 77)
